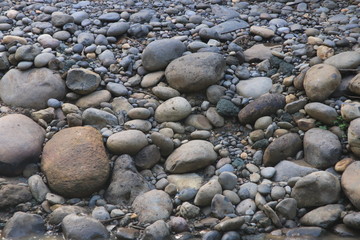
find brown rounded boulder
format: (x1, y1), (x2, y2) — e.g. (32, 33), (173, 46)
(341, 161), (360, 210)
(41, 126), (110, 198)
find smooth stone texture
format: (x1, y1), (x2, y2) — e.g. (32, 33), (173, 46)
(107, 130), (148, 155)
(194, 179), (222, 206)
(82, 108), (118, 129)
(143, 220), (171, 240)
(106, 82), (128, 96)
(263, 133), (302, 167)
(42, 127), (110, 197)
(303, 64), (341, 102)
(303, 128), (342, 169)
(349, 73), (360, 96)
(34, 53), (56, 67)
(48, 206), (88, 225)
(273, 160), (318, 182)
(0, 68), (66, 109)
(300, 204), (344, 228)
(75, 90), (112, 108)
(2, 212), (46, 239)
(66, 68), (101, 95)
(152, 86), (180, 100)
(142, 39), (186, 71)
(185, 114), (213, 130)
(141, 71), (165, 88)
(244, 44), (281, 62)
(107, 22), (130, 36)
(134, 145), (161, 170)
(275, 198), (297, 220)
(165, 52), (226, 92)
(211, 194), (235, 218)
(250, 26), (275, 38)
(236, 77), (272, 99)
(291, 171), (340, 208)
(206, 85), (226, 104)
(105, 154), (151, 205)
(132, 190), (173, 224)
(164, 140), (217, 173)
(236, 198), (256, 215)
(62, 214), (110, 240)
(167, 173), (204, 191)
(155, 97), (192, 123)
(0, 185), (32, 209)
(348, 118), (360, 157)
(343, 212), (360, 229)
(304, 102), (338, 125)
(28, 175), (50, 202)
(324, 51), (360, 70)
(214, 217), (245, 232)
(342, 161), (360, 210)
(0, 114), (45, 176)
(238, 94), (286, 124)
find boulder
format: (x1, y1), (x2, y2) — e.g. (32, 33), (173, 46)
(165, 52), (226, 92)
(42, 127), (110, 198)
(0, 114), (45, 176)
(0, 68), (66, 109)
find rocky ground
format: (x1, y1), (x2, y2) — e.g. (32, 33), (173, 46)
(0, 0), (360, 239)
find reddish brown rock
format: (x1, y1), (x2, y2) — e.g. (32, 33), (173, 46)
(42, 126), (110, 198)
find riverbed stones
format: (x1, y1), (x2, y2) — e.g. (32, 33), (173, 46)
(194, 179), (222, 206)
(291, 171), (340, 208)
(0, 68), (66, 109)
(132, 190), (173, 224)
(300, 204), (344, 228)
(303, 128), (342, 169)
(348, 118), (360, 157)
(0, 185), (32, 209)
(2, 212), (46, 239)
(263, 133), (302, 167)
(106, 130), (148, 155)
(142, 39), (186, 72)
(66, 68), (101, 95)
(341, 161), (360, 210)
(0, 114), (45, 176)
(324, 51), (360, 70)
(48, 206), (88, 225)
(238, 93), (286, 124)
(164, 140), (217, 173)
(165, 52), (226, 92)
(41, 126), (110, 197)
(154, 96), (191, 123)
(343, 212), (360, 229)
(348, 73), (360, 95)
(303, 64), (341, 102)
(82, 108), (118, 129)
(273, 160), (318, 182)
(304, 102), (338, 125)
(236, 77), (272, 99)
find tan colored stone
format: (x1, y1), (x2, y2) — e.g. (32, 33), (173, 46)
(316, 45), (334, 60)
(342, 161), (360, 209)
(348, 73), (360, 95)
(106, 130), (148, 155)
(335, 158), (354, 172)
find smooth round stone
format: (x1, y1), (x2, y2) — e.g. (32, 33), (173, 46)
(236, 199), (256, 215)
(99, 12), (121, 22)
(71, 11), (89, 24)
(190, 130), (211, 139)
(92, 206), (110, 221)
(17, 61), (33, 70)
(106, 82), (128, 96)
(47, 98), (61, 108)
(271, 186), (286, 200)
(218, 172), (237, 190)
(128, 108), (151, 120)
(152, 86), (180, 100)
(107, 130), (148, 155)
(216, 164), (235, 175)
(124, 119), (152, 132)
(257, 183), (271, 195)
(141, 71), (165, 88)
(154, 97), (191, 123)
(236, 77), (272, 99)
(254, 116), (273, 130)
(34, 53), (56, 68)
(178, 188), (198, 201)
(238, 182), (257, 200)
(107, 22), (130, 37)
(261, 167), (276, 178)
(223, 190), (241, 205)
(53, 31), (71, 41)
(250, 173), (261, 183)
(194, 179), (222, 206)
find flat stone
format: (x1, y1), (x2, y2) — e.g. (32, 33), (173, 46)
(75, 90), (112, 108)
(300, 204), (344, 228)
(273, 160), (318, 182)
(2, 212), (45, 239)
(324, 51), (360, 70)
(155, 97), (191, 123)
(236, 77), (272, 99)
(66, 68), (101, 95)
(304, 102), (338, 125)
(107, 130), (148, 155)
(0, 185), (32, 209)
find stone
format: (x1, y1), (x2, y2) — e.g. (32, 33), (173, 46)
(167, 173), (204, 191)
(168, 217), (189, 233)
(211, 194), (235, 218)
(28, 175), (50, 202)
(132, 190), (173, 224)
(134, 145), (161, 170)
(141, 71), (165, 88)
(214, 217), (245, 232)
(48, 206), (88, 225)
(300, 204), (344, 228)
(263, 133), (302, 167)
(2, 212), (46, 239)
(62, 214), (110, 240)
(99, 12), (120, 22)
(343, 212), (360, 229)
(42, 127), (110, 198)
(236, 77), (272, 99)
(291, 171), (340, 208)
(185, 114), (213, 130)
(303, 128), (341, 169)
(335, 158), (354, 172)
(51, 12), (74, 27)
(304, 102), (338, 125)
(82, 108), (118, 129)
(92, 206), (110, 221)
(106, 82), (128, 96)
(142, 39), (186, 71)
(165, 52), (226, 92)
(0, 52), (10, 70)
(152, 86), (180, 100)
(238, 94), (286, 124)
(66, 68), (101, 95)
(151, 132), (174, 157)
(273, 160), (318, 182)
(143, 220), (171, 240)
(216, 99), (240, 117)
(0, 68), (66, 109)
(37, 34), (60, 49)
(0, 185), (32, 209)
(128, 108), (151, 120)
(342, 102), (360, 124)
(317, 45), (334, 60)
(275, 198), (297, 220)
(348, 73), (360, 95)
(107, 130), (148, 155)
(303, 64), (341, 102)
(105, 154), (151, 205)
(250, 26), (275, 38)
(76, 90), (112, 108)
(324, 51), (360, 70)
(236, 198), (256, 215)
(179, 202), (200, 219)
(0, 114), (45, 176)
(244, 44), (281, 62)
(348, 118), (360, 157)
(164, 140), (217, 173)
(15, 45), (41, 61)
(194, 179), (222, 206)
(341, 161), (360, 210)
(77, 32), (94, 46)
(107, 22), (130, 36)
(34, 53), (56, 68)
(206, 85), (226, 104)
(206, 107), (225, 127)
(155, 97), (192, 123)
(218, 172), (237, 190)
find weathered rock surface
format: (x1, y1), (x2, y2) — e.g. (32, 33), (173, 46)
(0, 185), (32, 209)
(342, 161), (360, 210)
(154, 97), (192, 123)
(106, 130), (148, 155)
(2, 212), (46, 239)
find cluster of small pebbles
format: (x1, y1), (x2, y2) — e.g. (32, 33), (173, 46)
(0, 0), (360, 240)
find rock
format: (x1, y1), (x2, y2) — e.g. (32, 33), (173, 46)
(48, 206), (88, 225)
(348, 73), (360, 95)
(15, 45), (41, 61)
(142, 39), (186, 71)
(206, 85), (226, 104)
(128, 108), (151, 119)
(164, 140), (217, 173)
(62, 214), (110, 240)
(141, 71), (165, 88)
(0, 185), (32, 209)
(132, 190), (173, 224)
(76, 90), (112, 108)
(143, 220), (171, 240)
(2, 212), (46, 239)
(236, 198), (256, 215)
(34, 53), (56, 68)
(275, 198), (297, 220)
(185, 114), (213, 130)
(300, 204), (344, 228)
(77, 32), (94, 46)
(37, 34), (60, 49)
(303, 128), (341, 169)
(152, 86), (180, 100)
(236, 77), (272, 99)
(92, 206), (110, 221)
(134, 145), (161, 169)
(218, 172), (237, 190)
(99, 12), (120, 22)
(155, 97), (192, 123)
(167, 173), (204, 191)
(165, 52), (226, 92)
(286, 227), (324, 238)
(107, 22), (130, 36)
(324, 51), (360, 70)
(106, 130), (148, 155)
(263, 133), (302, 167)
(0, 52), (10, 70)
(105, 155), (151, 205)
(304, 102), (338, 125)
(250, 26), (275, 38)
(244, 44), (281, 62)
(51, 12), (74, 27)
(214, 217), (245, 232)
(42, 126), (110, 198)
(28, 175), (50, 202)
(211, 194), (235, 218)
(82, 108), (118, 129)
(206, 107), (225, 127)
(317, 45), (334, 60)
(303, 64), (341, 102)
(348, 118), (360, 157)
(168, 217), (189, 233)
(151, 132), (174, 157)
(291, 171), (340, 208)
(341, 161), (360, 210)
(106, 82), (128, 96)
(194, 179), (222, 206)
(66, 68), (101, 95)
(238, 94), (286, 124)
(0, 114), (45, 176)
(216, 99), (240, 117)
(179, 202), (200, 219)
(335, 158), (354, 172)
(343, 212), (360, 229)
(273, 160), (318, 182)
(0, 68), (66, 109)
